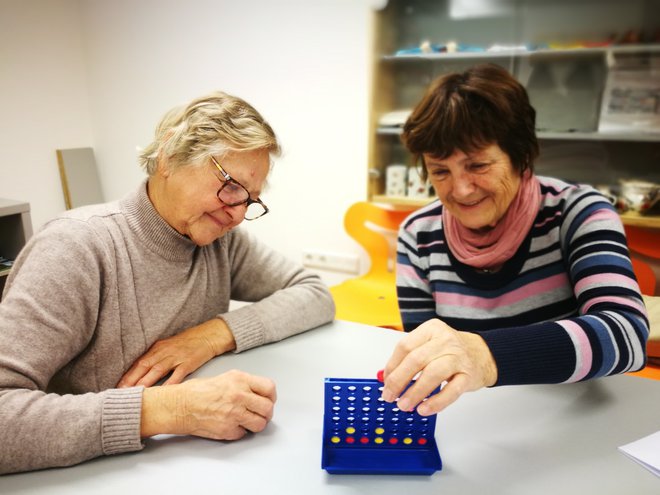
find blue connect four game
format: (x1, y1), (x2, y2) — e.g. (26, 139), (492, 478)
(321, 376), (442, 475)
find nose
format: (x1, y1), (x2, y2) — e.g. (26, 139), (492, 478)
(450, 171), (476, 199)
(222, 202), (247, 222)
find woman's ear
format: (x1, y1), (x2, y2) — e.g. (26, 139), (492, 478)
(156, 129), (176, 178)
(156, 154), (170, 178)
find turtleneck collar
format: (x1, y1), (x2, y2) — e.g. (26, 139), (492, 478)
(119, 180), (198, 262)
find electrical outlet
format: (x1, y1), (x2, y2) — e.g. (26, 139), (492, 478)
(302, 250), (360, 274)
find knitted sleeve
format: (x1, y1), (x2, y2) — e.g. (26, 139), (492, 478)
(219, 228), (335, 352)
(482, 192), (648, 385)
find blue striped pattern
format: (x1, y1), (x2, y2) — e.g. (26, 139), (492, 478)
(396, 176), (649, 385)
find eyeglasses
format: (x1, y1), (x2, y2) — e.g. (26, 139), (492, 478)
(210, 156), (269, 221)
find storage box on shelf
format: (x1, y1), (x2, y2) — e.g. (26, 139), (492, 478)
(0, 198), (33, 299)
(368, 0), (660, 229)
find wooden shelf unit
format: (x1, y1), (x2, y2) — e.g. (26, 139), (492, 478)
(372, 195), (660, 229)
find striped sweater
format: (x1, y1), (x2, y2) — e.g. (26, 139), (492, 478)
(396, 175), (649, 386)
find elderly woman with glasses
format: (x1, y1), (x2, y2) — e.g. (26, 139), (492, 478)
(379, 64), (649, 416)
(0, 91), (334, 474)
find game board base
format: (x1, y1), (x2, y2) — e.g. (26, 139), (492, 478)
(323, 447), (442, 475)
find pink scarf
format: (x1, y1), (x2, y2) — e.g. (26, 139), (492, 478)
(442, 172), (540, 270)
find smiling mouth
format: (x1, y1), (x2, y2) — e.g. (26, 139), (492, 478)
(457, 198), (484, 207)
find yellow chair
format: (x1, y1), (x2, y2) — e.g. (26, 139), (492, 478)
(330, 202), (413, 331)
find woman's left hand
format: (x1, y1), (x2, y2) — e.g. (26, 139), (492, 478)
(381, 318), (497, 415)
(117, 319), (236, 388)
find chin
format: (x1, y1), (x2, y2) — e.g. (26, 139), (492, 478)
(453, 207), (499, 229)
(190, 219), (232, 245)
(455, 215), (488, 231)
(188, 230), (224, 246)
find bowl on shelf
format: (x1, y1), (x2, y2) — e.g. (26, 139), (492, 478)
(620, 179), (660, 214)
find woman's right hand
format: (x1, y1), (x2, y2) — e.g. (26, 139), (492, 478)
(140, 369), (277, 440)
(380, 319), (497, 415)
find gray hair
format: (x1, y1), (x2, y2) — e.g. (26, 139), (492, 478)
(139, 91), (280, 175)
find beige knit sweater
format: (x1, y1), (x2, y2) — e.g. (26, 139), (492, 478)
(0, 182), (334, 474)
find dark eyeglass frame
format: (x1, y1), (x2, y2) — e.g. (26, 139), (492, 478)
(210, 156), (269, 220)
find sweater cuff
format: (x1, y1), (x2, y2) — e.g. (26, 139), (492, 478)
(101, 387), (145, 455)
(220, 306), (265, 352)
(479, 323), (575, 386)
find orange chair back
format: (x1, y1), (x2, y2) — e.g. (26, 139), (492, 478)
(330, 202), (413, 330)
(625, 225), (660, 296)
(344, 202), (412, 281)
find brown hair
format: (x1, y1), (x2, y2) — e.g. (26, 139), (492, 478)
(402, 63), (539, 178)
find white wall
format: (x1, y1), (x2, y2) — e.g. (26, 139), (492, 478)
(1, 0), (377, 284)
(0, 0), (94, 231)
(80, 0), (374, 284)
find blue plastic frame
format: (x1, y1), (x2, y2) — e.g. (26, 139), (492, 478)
(321, 377), (442, 475)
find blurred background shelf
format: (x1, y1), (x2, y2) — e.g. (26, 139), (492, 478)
(372, 194), (660, 229)
(377, 126), (660, 142)
(381, 42), (660, 61)
(619, 211), (660, 229)
(368, 0), (660, 210)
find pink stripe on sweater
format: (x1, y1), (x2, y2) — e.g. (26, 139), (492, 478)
(534, 210), (561, 228)
(575, 273), (636, 293)
(416, 240), (445, 249)
(559, 320), (592, 382)
(582, 295), (648, 318)
(433, 273), (569, 309)
(398, 264), (420, 280)
(582, 209), (619, 224)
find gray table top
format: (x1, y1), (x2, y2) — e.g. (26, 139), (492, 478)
(2, 320), (659, 494)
